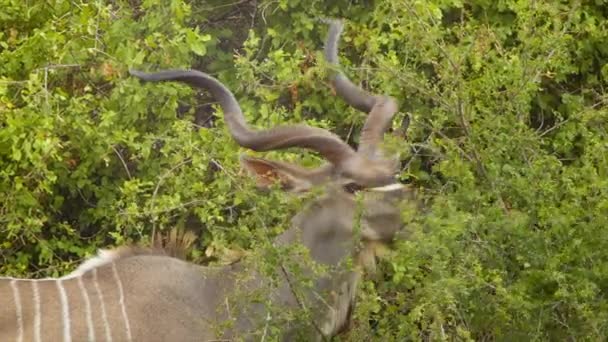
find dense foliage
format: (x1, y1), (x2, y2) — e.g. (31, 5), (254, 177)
(1, 0), (607, 339)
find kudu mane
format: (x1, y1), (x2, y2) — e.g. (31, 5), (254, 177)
(68, 228), (196, 278)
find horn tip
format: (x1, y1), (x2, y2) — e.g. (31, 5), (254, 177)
(324, 19), (345, 65)
(128, 68), (148, 79)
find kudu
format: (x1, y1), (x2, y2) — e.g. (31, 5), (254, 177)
(0, 20), (412, 341)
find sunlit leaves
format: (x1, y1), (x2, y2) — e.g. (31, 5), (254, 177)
(2, 0), (608, 339)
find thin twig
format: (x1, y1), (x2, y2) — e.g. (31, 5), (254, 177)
(279, 264), (329, 341)
(121, 199), (209, 217)
(111, 145), (132, 179)
(0, 80), (29, 85)
(539, 119), (570, 137)
(34, 64), (81, 71)
(260, 312), (271, 342)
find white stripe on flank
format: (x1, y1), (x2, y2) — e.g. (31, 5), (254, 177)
(32, 281), (42, 342)
(10, 280), (23, 342)
(78, 276), (96, 342)
(111, 263), (132, 341)
(56, 279), (72, 342)
(93, 268), (112, 342)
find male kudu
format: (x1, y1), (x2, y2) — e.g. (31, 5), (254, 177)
(0, 20), (412, 341)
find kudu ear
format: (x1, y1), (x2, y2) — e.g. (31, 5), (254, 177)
(239, 155), (331, 193)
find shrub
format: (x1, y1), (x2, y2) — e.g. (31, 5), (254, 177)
(1, 0), (607, 339)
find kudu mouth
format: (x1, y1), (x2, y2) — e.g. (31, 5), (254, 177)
(368, 183), (406, 192)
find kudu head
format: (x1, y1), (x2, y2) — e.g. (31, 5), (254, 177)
(130, 20), (411, 259)
(127, 19), (413, 339)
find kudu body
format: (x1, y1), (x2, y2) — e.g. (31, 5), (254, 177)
(0, 20), (411, 341)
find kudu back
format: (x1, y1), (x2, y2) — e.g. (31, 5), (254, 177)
(0, 20), (412, 341)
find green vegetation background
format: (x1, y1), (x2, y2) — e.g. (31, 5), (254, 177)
(1, 0), (607, 340)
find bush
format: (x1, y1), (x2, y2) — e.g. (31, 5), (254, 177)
(1, 0), (607, 339)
